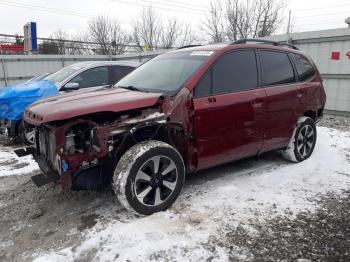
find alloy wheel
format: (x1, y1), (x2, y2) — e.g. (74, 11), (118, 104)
(134, 155), (178, 206)
(296, 124), (315, 157)
(24, 128), (35, 145)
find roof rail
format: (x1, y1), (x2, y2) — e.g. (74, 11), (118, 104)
(232, 39), (298, 50)
(177, 45), (202, 50)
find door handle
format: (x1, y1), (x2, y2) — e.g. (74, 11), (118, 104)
(251, 98), (265, 105)
(208, 97), (216, 103)
(296, 90), (305, 98)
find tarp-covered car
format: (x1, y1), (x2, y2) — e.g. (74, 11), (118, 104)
(0, 61), (140, 144)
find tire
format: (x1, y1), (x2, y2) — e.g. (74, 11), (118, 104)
(113, 140), (185, 215)
(18, 121), (35, 145)
(282, 116), (317, 163)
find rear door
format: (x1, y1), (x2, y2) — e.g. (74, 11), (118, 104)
(259, 50), (299, 152)
(193, 49), (266, 170)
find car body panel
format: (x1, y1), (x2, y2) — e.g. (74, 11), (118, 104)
(193, 88), (266, 170)
(25, 88), (163, 124)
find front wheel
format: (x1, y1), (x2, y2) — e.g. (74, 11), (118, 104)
(18, 121), (35, 145)
(113, 140), (185, 215)
(282, 117), (317, 163)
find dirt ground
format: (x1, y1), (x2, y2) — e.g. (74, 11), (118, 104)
(0, 114), (350, 261)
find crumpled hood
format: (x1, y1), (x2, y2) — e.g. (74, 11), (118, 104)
(0, 80), (58, 121)
(25, 88), (163, 125)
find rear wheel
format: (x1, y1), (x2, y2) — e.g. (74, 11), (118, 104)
(113, 140), (185, 215)
(282, 117), (317, 162)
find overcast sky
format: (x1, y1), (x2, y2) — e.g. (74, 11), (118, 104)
(0, 0), (349, 38)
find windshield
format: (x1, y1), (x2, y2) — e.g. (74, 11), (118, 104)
(44, 64), (84, 84)
(116, 50), (213, 94)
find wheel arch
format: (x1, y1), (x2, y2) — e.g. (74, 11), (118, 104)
(114, 122), (189, 170)
(303, 110), (316, 121)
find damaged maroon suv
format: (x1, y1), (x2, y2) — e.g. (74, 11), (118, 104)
(19, 39), (326, 215)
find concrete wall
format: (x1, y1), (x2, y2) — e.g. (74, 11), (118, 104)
(0, 50), (164, 87)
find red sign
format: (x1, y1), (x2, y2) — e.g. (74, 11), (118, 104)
(331, 51), (340, 60)
(0, 44), (24, 52)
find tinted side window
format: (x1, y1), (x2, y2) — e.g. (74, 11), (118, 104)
(194, 70), (211, 97)
(112, 66), (135, 84)
(212, 50), (258, 94)
(260, 50), (295, 86)
(290, 53), (315, 81)
(69, 66), (109, 88)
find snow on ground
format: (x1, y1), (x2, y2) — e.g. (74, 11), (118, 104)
(33, 126), (350, 261)
(0, 145), (39, 177)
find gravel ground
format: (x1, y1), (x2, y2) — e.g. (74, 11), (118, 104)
(319, 114), (350, 131)
(0, 114), (349, 261)
(213, 190), (350, 261)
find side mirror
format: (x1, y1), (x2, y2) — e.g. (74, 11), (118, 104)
(63, 82), (80, 91)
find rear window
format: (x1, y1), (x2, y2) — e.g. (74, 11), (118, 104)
(290, 53), (316, 81)
(260, 50), (295, 86)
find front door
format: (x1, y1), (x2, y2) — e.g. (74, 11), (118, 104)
(193, 49), (266, 170)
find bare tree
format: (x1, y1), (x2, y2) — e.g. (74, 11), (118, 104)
(133, 6), (199, 50)
(201, 0), (226, 43)
(255, 0), (286, 37)
(160, 19), (180, 49)
(225, 0), (286, 41)
(51, 29), (68, 54)
(133, 6), (162, 51)
(201, 0), (286, 43)
(86, 15), (130, 55)
(178, 24), (199, 47)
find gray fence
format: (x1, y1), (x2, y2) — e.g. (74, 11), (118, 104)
(0, 50), (164, 87)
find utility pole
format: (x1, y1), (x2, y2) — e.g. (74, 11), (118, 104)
(0, 45), (8, 86)
(286, 10), (292, 43)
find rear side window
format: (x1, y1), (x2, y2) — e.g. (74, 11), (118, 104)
(212, 50), (258, 94)
(290, 53), (315, 81)
(260, 50), (295, 86)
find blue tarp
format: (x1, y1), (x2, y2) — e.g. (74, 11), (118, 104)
(0, 80), (58, 120)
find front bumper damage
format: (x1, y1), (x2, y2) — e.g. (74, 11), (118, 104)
(14, 146), (60, 187)
(16, 110), (167, 190)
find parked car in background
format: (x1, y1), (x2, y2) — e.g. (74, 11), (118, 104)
(0, 61), (140, 144)
(26, 73), (51, 82)
(20, 40), (326, 215)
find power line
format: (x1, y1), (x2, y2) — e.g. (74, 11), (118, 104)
(137, 0), (208, 12)
(110, 0), (207, 16)
(295, 10), (350, 20)
(148, 0), (209, 9)
(0, 0), (95, 18)
(294, 3), (350, 12)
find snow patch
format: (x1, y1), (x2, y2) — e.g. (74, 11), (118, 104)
(0, 147), (39, 177)
(34, 127), (350, 261)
